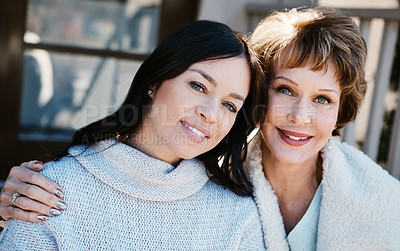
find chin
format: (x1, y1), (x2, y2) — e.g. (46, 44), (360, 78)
(270, 147), (311, 165)
(172, 149), (204, 160)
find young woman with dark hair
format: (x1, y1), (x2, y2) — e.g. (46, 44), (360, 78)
(0, 20), (266, 250)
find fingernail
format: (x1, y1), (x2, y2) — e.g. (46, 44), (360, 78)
(37, 215), (48, 221)
(50, 208), (61, 216)
(54, 189), (64, 198)
(34, 161), (44, 165)
(56, 201), (68, 210)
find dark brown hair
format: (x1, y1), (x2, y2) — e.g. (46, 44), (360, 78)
(58, 20), (267, 196)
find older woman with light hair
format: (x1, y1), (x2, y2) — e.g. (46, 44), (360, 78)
(247, 6), (400, 250)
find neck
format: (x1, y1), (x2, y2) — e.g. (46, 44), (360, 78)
(261, 144), (321, 193)
(261, 140), (322, 234)
(126, 131), (182, 167)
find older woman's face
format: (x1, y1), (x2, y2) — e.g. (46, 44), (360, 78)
(261, 61), (340, 165)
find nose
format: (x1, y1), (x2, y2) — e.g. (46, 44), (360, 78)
(287, 102), (314, 126)
(196, 104), (218, 124)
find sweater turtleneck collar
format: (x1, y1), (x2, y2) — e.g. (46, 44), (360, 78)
(68, 139), (209, 202)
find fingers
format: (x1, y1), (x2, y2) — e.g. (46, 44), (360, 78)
(2, 177), (66, 210)
(0, 164), (68, 222)
(20, 160), (45, 171)
(2, 191), (62, 217)
(0, 204), (48, 222)
(8, 165), (64, 198)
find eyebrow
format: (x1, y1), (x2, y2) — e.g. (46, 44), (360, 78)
(274, 76), (339, 96)
(274, 76), (298, 86)
(188, 68), (246, 101)
(318, 88), (339, 95)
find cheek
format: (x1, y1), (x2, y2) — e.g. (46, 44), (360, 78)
(215, 113), (236, 139)
(316, 109), (339, 135)
(153, 92), (190, 121)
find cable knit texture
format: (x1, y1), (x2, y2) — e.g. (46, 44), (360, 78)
(246, 132), (400, 251)
(0, 139), (265, 250)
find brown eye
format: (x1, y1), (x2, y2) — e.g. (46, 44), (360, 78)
(189, 81), (206, 93)
(222, 102), (237, 113)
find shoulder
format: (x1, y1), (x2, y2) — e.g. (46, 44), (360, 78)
(44, 154), (80, 169)
(319, 140), (400, 248)
(41, 145), (94, 187)
(322, 139), (400, 217)
(43, 156), (81, 176)
(331, 140), (379, 167)
(43, 145), (86, 171)
(329, 140), (400, 188)
(43, 142), (106, 174)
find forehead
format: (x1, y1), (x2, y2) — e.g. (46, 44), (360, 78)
(186, 57), (251, 91)
(189, 56), (248, 71)
(273, 61), (341, 91)
(275, 48), (341, 84)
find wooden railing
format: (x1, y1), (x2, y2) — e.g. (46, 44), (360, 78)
(246, 4), (400, 179)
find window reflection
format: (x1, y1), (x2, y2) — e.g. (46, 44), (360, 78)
(20, 51), (141, 141)
(26, 0), (161, 53)
(20, 0), (160, 141)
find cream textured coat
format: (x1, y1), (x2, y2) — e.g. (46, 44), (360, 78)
(246, 133), (400, 250)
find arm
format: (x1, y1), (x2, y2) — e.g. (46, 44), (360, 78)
(0, 219), (58, 250)
(0, 161), (67, 223)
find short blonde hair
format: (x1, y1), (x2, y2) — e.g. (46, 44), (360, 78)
(250, 7), (367, 135)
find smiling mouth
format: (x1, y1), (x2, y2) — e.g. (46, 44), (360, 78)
(278, 129), (311, 141)
(181, 121), (207, 138)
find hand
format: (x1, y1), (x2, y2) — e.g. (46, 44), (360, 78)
(0, 160), (67, 223)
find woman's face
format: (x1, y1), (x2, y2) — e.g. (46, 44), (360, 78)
(138, 56), (251, 164)
(261, 61), (341, 165)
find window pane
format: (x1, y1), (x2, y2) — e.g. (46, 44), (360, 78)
(19, 50), (141, 141)
(26, 0), (161, 53)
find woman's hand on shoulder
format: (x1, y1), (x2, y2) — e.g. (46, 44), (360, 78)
(0, 160), (67, 223)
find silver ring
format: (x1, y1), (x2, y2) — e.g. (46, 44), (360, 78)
(11, 192), (21, 207)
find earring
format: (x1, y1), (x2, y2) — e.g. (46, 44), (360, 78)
(327, 136), (332, 150)
(115, 132), (129, 142)
(148, 90), (153, 95)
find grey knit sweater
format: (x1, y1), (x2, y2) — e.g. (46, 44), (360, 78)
(0, 139), (265, 250)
